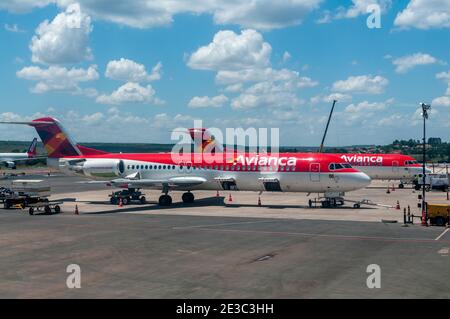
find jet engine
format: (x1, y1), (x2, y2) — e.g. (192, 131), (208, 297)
(81, 159), (126, 179)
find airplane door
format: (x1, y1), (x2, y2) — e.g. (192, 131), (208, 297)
(310, 163), (320, 182)
(392, 161), (399, 173)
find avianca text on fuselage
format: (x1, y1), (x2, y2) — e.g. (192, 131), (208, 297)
(235, 154), (297, 166)
(340, 155), (383, 164)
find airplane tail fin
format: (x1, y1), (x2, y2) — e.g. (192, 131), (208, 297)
(188, 128), (223, 154)
(1, 117), (109, 158)
(28, 117), (82, 158)
(27, 138), (38, 158)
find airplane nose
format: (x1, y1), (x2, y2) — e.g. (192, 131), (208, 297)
(352, 172), (372, 189)
(335, 172), (371, 192)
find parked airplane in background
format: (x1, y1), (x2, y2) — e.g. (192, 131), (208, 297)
(337, 153), (429, 187)
(188, 128), (429, 188)
(0, 138), (39, 169)
(1, 117), (371, 206)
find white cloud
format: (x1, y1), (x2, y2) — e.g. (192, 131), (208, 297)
(432, 96), (450, 107)
(0, 0), (53, 13)
(105, 58), (162, 82)
(282, 51), (291, 62)
(4, 23), (25, 32)
(223, 83), (243, 93)
(392, 53), (445, 73)
(335, 0), (392, 19)
(394, 0), (450, 29)
(187, 29), (271, 71)
(345, 101), (386, 113)
(377, 113), (407, 127)
(231, 81), (304, 110)
(96, 82), (164, 105)
(187, 29), (317, 111)
(30, 3), (93, 64)
(311, 93), (353, 104)
(188, 95), (228, 108)
(16, 65), (99, 95)
(332, 75), (389, 94)
(436, 70), (450, 95)
(42, 0), (322, 30)
(216, 68), (318, 87)
(316, 10), (332, 24)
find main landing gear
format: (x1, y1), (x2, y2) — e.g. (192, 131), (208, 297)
(158, 194), (172, 206)
(158, 192), (195, 206)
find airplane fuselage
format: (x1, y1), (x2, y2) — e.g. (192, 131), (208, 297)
(338, 153), (426, 180)
(50, 152), (371, 193)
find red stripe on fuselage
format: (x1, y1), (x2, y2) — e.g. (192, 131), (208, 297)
(338, 153), (418, 167)
(60, 152), (360, 173)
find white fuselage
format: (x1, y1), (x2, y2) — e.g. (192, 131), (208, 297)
(0, 153), (29, 161)
(352, 165), (427, 180)
(52, 157), (371, 193)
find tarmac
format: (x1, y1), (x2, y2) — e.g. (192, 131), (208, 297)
(0, 169), (449, 298)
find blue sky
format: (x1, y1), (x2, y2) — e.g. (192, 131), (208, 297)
(0, 0), (449, 146)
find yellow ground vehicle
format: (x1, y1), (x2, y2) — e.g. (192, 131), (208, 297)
(427, 204), (450, 226)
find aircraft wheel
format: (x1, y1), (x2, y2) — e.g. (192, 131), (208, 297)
(29, 208), (34, 215)
(140, 196), (147, 204)
(398, 183), (404, 189)
(308, 199), (313, 208)
(182, 192), (194, 203)
(45, 205), (51, 214)
(54, 205), (61, 214)
(353, 203), (361, 209)
(159, 195), (172, 206)
(110, 197), (118, 205)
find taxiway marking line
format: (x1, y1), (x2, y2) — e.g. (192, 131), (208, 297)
(173, 220), (275, 230)
(182, 227), (448, 244)
(435, 228), (450, 241)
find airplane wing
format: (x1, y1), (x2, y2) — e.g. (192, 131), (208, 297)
(5, 157), (47, 163)
(79, 175), (208, 190)
(109, 176), (207, 189)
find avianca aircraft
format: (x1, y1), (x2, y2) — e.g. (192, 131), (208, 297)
(2, 117), (370, 206)
(338, 154), (429, 186)
(188, 128), (428, 187)
(0, 138), (38, 169)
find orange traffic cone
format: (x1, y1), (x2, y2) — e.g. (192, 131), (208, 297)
(386, 186), (390, 194)
(228, 194), (233, 202)
(258, 196), (261, 206)
(119, 198), (123, 207)
(396, 201), (400, 210)
(75, 205), (79, 215)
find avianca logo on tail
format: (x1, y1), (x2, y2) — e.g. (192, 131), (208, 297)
(341, 155), (383, 163)
(236, 155), (297, 166)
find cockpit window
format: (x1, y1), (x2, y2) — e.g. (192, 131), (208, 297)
(329, 163), (351, 170)
(405, 160), (418, 165)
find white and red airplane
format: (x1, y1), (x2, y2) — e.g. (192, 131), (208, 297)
(188, 128), (429, 188)
(337, 153), (429, 187)
(2, 117), (371, 206)
(0, 138), (38, 169)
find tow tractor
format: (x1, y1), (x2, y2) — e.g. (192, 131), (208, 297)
(1, 180), (62, 215)
(109, 188), (147, 205)
(308, 192), (393, 209)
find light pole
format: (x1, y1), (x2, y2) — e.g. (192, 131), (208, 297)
(420, 102), (431, 226)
